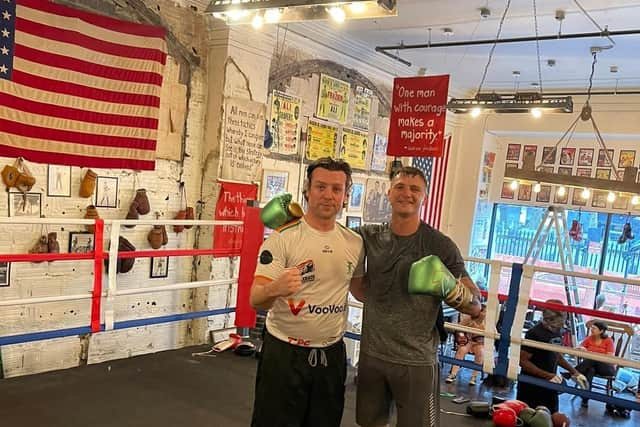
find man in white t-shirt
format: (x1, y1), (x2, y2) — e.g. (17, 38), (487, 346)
(250, 157), (365, 427)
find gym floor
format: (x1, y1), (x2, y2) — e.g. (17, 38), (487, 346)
(0, 345), (636, 426)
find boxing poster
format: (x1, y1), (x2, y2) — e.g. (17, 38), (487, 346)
(353, 86), (372, 131)
(305, 119), (338, 161)
(316, 74), (350, 124)
(363, 178), (392, 223)
(387, 75), (449, 157)
(339, 127), (368, 170)
(269, 91), (301, 155)
(370, 134), (388, 172)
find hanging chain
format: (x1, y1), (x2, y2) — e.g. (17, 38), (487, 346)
(476, 0), (512, 95)
(533, 0), (543, 93)
(586, 51), (597, 105)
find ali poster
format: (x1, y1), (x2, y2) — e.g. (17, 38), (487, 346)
(270, 91), (301, 155)
(339, 127), (368, 170)
(316, 74), (350, 124)
(214, 181), (259, 251)
(306, 119), (338, 161)
(353, 86), (372, 131)
(220, 98), (266, 182)
(387, 75), (449, 157)
(370, 134), (388, 172)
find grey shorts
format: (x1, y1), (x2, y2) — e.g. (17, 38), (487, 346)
(356, 353), (440, 427)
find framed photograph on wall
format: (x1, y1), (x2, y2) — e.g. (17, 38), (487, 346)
(619, 150), (636, 168)
(595, 168), (611, 179)
(571, 188), (587, 207)
(47, 165), (72, 197)
(597, 149), (614, 167)
(613, 196), (630, 210)
(540, 166), (555, 174)
(536, 185), (551, 203)
(576, 168), (592, 177)
(150, 256), (169, 279)
(8, 192), (41, 217)
(69, 232), (94, 253)
(577, 148), (594, 166)
(517, 183), (532, 201)
(95, 176), (119, 208)
(348, 179), (365, 212)
(0, 262), (9, 287)
(591, 191), (607, 208)
(260, 169), (289, 203)
(505, 162), (518, 170)
(346, 216), (361, 229)
(560, 148), (576, 166)
(506, 144), (521, 161)
(542, 147), (557, 165)
(501, 181), (514, 199)
(558, 167), (573, 176)
(523, 145), (537, 165)
(554, 187), (568, 204)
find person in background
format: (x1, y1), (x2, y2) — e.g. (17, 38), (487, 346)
(250, 157), (365, 427)
(517, 300), (587, 414)
(445, 305), (487, 386)
(575, 321), (615, 408)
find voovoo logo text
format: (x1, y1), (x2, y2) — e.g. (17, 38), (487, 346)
(307, 304), (347, 315)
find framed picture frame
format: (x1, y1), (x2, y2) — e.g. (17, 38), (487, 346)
(560, 148), (576, 166)
(505, 162), (518, 170)
(613, 195), (629, 210)
(536, 185), (551, 203)
(571, 188), (587, 206)
(0, 262), (9, 287)
(554, 187), (568, 204)
(591, 191), (608, 208)
(596, 168), (611, 180)
(597, 149), (614, 167)
(506, 144), (521, 161)
(348, 179), (365, 212)
(501, 181), (514, 199)
(150, 256), (169, 279)
(542, 147), (557, 165)
(577, 148), (594, 167)
(576, 168), (592, 177)
(69, 232), (94, 253)
(346, 215), (361, 229)
(523, 145), (537, 165)
(619, 150), (636, 168)
(47, 165), (72, 197)
(558, 167), (573, 176)
(8, 192), (41, 217)
(260, 169), (289, 203)
(517, 183), (532, 201)
(540, 166), (554, 174)
(95, 176), (119, 208)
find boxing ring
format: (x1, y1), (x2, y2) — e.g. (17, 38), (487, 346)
(1, 212), (640, 415)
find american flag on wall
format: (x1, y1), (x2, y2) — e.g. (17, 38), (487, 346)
(411, 134), (452, 230)
(0, 0), (167, 170)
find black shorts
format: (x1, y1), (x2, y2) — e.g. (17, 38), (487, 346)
(516, 381), (559, 414)
(251, 330), (347, 427)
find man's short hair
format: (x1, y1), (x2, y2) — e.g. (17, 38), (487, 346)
(303, 157), (353, 206)
(389, 166), (428, 188)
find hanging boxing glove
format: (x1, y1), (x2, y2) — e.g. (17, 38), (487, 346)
(260, 193), (303, 230)
(408, 255), (480, 314)
(623, 222), (634, 240)
(569, 220), (583, 242)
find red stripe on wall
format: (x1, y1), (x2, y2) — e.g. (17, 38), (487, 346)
(17, 17), (166, 63)
(0, 144), (156, 170)
(11, 70), (161, 107)
(0, 92), (159, 129)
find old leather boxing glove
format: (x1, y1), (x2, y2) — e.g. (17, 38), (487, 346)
(260, 193), (303, 229)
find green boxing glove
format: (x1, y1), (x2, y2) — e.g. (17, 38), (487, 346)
(408, 255), (476, 312)
(260, 193), (303, 230)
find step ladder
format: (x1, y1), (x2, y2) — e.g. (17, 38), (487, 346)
(523, 206), (586, 347)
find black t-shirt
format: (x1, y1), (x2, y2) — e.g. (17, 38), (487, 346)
(522, 322), (563, 373)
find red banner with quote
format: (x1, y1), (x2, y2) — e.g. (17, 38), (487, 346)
(214, 181), (258, 251)
(387, 75), (449, 157)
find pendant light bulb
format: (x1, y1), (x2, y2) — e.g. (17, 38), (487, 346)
(581, 188), (591, 199)
(470, 108), (482, 118)
(251, 13), (264, 29)
(264, 8), (281, 23)
(607, 191), (616, 203)
(510, 180), (519, 191)
(632, 195), (640, 205)
(533, 182), (541, 193)
(531, 108), (542, 118)
(557, 186), (566, 197)
(328, 6), (346, 23)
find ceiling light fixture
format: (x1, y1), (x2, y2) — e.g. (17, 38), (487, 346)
(207, 0), (397, 25)
(328, 6), (346, 23)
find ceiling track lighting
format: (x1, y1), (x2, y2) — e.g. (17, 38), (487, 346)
(447, 92), (573, 114)
(207, 0), (397, 25)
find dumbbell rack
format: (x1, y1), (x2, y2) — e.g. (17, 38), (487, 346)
(523, 206), (586, 347)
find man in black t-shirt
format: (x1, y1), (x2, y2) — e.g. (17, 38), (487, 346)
(517, 300), (584, 413)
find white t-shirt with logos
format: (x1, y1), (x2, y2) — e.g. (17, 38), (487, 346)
(255, 218), (364, 348)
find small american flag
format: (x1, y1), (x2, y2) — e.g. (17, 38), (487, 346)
(0, 0), (166, 170)
(411, 134), (452, 230)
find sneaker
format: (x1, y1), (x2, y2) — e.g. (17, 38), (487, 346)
(445, 373), (456, 384)
(469, 375), (477, 386)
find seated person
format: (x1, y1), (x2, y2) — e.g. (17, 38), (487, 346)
(446, 305), (486, 386)
(575, 320), (615, 407)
